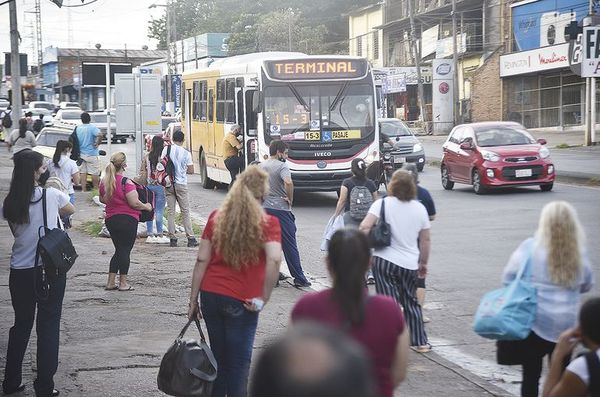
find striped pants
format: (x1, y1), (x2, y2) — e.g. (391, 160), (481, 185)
(373, 257), (428, 346)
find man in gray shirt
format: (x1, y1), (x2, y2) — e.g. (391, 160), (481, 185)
(261, 140), (311, 288)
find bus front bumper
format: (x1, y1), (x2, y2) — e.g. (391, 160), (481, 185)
(291, 171), (353, 192)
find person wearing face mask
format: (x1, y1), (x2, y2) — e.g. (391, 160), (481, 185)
(47, 140), (81, 205)
(261, 140), (311, 288)
(99, 152), (152, 291)
(223, 124), (245, 186)
(2, 150), (74, 397)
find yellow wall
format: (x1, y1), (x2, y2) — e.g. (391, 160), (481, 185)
(348, 7), (383, 68)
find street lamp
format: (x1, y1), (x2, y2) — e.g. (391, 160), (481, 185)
(149, 2), (172, 74)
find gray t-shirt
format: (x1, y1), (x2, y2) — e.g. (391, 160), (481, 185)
(9, 129), (37, 154)
(261, 158), (292, 211)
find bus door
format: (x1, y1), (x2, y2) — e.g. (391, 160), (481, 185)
(235, 86), (249, 164)
(244, 88), (259, 163)
(185, 88), (193, 150)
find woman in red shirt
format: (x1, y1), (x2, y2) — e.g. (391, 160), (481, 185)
(188, 165), (282, 397)
(291, 229), (409, 397)
(100, 152), (152, 291)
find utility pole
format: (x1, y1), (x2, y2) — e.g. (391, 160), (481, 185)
(9, 0), (22, 127)
(407, 0), (427, 130)
(35, 0), (43, 81)
(452, 0), (459, 125)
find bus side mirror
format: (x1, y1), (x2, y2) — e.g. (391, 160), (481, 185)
(252, 91), (263, 113)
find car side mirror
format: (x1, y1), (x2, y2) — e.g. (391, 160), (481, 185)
(99, 150), (107, 156)
(537, 138), (547, 145)
(459, 142), (473, 150)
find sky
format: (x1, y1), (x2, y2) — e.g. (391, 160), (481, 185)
(1, 0), (163, 65)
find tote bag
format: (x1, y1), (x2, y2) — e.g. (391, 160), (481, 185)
(473, 243), (536, 340)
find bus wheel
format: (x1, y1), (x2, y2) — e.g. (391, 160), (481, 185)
(200, 151), (216, 189)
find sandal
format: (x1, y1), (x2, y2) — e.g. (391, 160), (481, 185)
(118, 285), (134, 291)
(411, 344), (432, 353)
(104, 285), (118, 291)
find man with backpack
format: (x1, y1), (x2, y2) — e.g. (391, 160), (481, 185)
(32, 114), (45, 135)
(1, 107), (12, 142)
(161, 130), (198, 248)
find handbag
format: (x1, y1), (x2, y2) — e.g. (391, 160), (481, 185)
(369, 198), (391, 248)
(157, 318), (218, 397)
(473, 243), (537, 340)
(121, 177), (155, 223)
(36, 188), (78, 275)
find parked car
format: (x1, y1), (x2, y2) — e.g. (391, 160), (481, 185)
(28, 101), (55, 112)
(90, 111), (128, 143)
(59, 101), (81, 109)
(440, 121), (555, 194)
(22, 108), (54, 128)
(33, 127), (74, 159)
(0, 98), (9, 111)
(378, 118), (426, 171)
(53, 108), (83, 129)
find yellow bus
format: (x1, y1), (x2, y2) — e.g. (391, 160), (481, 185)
(180, 52), (380, 191)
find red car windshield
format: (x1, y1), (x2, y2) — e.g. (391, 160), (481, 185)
(475, 127), (535, 147)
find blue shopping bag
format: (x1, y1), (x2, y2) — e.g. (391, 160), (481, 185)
(473, 245), (537, 340)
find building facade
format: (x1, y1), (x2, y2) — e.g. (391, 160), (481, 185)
(499, 0), (595, 130)
(348, 4), (385, 69)
(42, 47), (167, 110)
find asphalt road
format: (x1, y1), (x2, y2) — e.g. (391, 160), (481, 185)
(111, 140), (600, 394)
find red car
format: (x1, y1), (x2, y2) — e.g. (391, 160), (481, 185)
(441, 122), (555, 194)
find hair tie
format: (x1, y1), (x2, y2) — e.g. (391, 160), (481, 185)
(358, 160), (366, 170)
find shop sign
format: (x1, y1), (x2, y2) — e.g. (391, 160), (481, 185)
(581, 26), (600, 77)
(432, 59), (454, 133)
(500, 43), (570, 77)
(380, 67), (432, 85)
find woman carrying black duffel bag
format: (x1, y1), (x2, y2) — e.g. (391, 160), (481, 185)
(1, 150), (74, 397)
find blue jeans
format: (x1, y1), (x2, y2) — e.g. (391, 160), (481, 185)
(200, 291), (258, 397)
(146, 184), (165, 235)
(68, 193), (75, 205)
(265, 208), (309, 284)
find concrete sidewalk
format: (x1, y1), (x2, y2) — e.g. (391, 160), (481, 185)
(417, 128), (600, 183)
(0, 148), (512, 396)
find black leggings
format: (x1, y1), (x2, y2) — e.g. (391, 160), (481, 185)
(105, 214), (138, 275)
(520, 331), (556, 397)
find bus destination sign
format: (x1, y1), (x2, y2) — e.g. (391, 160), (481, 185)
(266, 59), (368, 80)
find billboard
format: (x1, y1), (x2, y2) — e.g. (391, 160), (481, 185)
(82, 63), (132, 86)
(511, 0), (596, 51)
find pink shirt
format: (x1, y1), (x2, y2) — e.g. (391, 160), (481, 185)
(99, 175), (140, 221)
(291, 290), (405, 397)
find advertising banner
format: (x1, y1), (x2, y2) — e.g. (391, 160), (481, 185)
(432, 59), (454, 133)
(511, 0), (592, 52)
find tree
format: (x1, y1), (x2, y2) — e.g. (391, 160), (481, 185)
(147, 0), (374, 53)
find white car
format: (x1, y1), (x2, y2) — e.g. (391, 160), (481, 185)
(28, 101), (55, 112)
(59, 101), (81, 109)
(22, 108), (54, 127)
(53, 109), (83, 128)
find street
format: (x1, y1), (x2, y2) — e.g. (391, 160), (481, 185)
(170, 140), (600, 395)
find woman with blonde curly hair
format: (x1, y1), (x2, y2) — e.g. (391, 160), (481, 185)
(100, 152), (152, 291)
(501, 201), (593, 397)
(188, 165), (282, 397)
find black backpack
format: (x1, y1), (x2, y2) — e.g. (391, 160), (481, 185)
(121, 177), (155, 223)
(70, 126), (81, 162)
(2, 111), (12, 129)
(348, 181), (374, 221)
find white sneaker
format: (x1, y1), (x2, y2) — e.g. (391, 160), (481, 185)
(146, 236), (157, 244)
(156, 235), (171, 244)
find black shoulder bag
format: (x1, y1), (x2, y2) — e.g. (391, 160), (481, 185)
(158, 318), (218, 397)
(585, 350), (600, 397)
(36, 188), (78, 275)
(369, 198), (391, 248)
(121, 177), (155, 223)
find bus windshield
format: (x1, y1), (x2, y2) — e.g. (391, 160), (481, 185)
(264, 83), (375, 143)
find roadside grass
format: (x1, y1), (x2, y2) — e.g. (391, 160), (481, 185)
(589, 176), (600, 186)
(428, 160), (441, 167)
(79, 220), (103, 237)
(89, 188), (99, 201)
(554, 143), (582, 149)
(170, 212), (203, 236)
